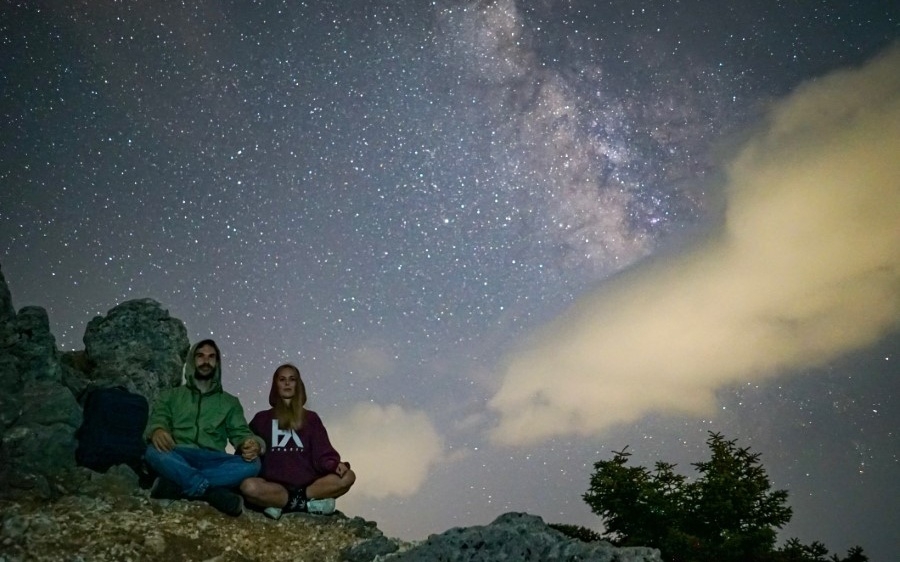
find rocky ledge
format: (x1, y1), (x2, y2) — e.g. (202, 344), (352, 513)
(0, 484), (377, 562)
(1, 485), (661, 562)
(1, 473), (662, 562)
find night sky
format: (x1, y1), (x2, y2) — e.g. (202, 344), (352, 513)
(2, 1), (898, 559)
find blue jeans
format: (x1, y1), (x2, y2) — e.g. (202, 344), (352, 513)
(144, 445), (260, 497)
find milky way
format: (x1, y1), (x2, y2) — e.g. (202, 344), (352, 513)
(2, 1), (898, 559)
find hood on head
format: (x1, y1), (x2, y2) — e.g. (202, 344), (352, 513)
(183, 339), (222, 392)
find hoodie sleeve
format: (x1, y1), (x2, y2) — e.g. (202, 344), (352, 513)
(225, 396), (266, 454)
(144, 388), (174, 441)
(249, 410), (269, 453)
(307, 411), (342, 474)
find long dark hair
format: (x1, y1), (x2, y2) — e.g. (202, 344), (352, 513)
(269, 363), (307, 430)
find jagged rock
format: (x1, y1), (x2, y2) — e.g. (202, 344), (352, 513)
(0, 263), (14, 323)
(0, 268), (82, 500)
(342, 534), (400, 561)
(0, 391), (81, 499)
(340, 517), (403, 561)
(75, 463), (143, 498)
(387, 512), (662, 562)
(0, 267), (189, 502)
(81, 298), (189, 403)
(17, 381), (81, 427)
(11, 306), (63, 384)
(0, 353), (23, 428)
(59, 350), (93, 400)
(0, 266), (20, 418)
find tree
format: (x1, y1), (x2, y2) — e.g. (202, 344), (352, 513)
(582, 446), (690, 555)
(583, 432), (863, 562)
(683, 432), (791, 561)
(778, 538), (829, 562)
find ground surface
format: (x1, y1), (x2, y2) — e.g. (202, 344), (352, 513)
(0, 493), (377, 562)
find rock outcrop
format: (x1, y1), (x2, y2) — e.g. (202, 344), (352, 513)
(80, 297), (188, 403)
(0, 263), (81, 498)
(0, 494), (379, 562)
(363, 512), (662, 562)
(0, 263), (188, 500)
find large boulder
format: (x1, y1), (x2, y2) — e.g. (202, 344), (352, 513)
(382, 512), (663, 562)
(80, 298), (189, 404)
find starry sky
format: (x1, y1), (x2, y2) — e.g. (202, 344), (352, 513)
(2, 1), (898, 559)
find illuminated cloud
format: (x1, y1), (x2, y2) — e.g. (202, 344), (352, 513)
(488, 46), (900, 446)
(329, 402), (444, 499)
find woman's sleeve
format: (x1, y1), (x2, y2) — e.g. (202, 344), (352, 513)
(309, 412), (342, 474)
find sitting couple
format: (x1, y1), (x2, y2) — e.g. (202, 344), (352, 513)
(144, 339), (355, 518)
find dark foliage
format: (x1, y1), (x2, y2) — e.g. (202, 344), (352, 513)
(583, 432), (866, 562)
(775, 539), (868, 562)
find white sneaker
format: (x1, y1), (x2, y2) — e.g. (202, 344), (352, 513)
(263, 507), (282, 520)
(306, 498), (336, 515)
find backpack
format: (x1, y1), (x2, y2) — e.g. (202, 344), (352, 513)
(75, 386), (149, 473)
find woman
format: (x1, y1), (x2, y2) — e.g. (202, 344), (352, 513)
(240, 363), (355, 519)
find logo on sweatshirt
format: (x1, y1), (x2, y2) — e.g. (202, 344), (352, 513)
(271, 420), (304, 450)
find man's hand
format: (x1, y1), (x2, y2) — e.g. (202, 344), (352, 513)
(335, 462), (350, 478)
(240, 438), (260, 461)
(151, 428), (175, 452)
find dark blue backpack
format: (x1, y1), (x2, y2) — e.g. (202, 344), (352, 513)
(75, 386), (149, 473)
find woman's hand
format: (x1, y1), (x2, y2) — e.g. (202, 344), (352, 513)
(241, 438), (261, 461)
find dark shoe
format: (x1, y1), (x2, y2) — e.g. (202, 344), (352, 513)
(203, 487), (243, 516)
(150, 476), (182, 500)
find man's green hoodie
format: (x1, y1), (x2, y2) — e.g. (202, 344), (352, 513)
(145, 341), (264, 453)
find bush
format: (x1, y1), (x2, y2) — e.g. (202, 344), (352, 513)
(583, 432), (865, 562)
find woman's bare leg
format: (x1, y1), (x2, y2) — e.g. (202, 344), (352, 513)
(239, 477), (289, 508)
(305, 469), (356, 499)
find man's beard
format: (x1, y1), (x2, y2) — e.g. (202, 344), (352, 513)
(195, 365), (214, 380)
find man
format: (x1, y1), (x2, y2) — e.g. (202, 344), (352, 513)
(144, 339), (263, 516)
(240, 363), (355, 519)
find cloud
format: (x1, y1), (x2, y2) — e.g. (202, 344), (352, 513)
(488, 46), (900, 446)
(328, 402), (444, 499)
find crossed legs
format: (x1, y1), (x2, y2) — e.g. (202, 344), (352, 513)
(240, 468), (356, 509)
(145, 445), (260, 497)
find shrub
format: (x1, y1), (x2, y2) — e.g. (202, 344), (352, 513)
(583, 432), (865, 562)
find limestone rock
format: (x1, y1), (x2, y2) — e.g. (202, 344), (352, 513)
(59, 350), (93, 400)
(0, 270), (81, 499)
(388, 512), (662, 562)
(82, 298), (189, 404)
(11, 306), (63, 384)
(0, 262), (14, 322)
(0, 495), (368, 561)
(342, 534), (400, 561)
(0, 267), (189, 501)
